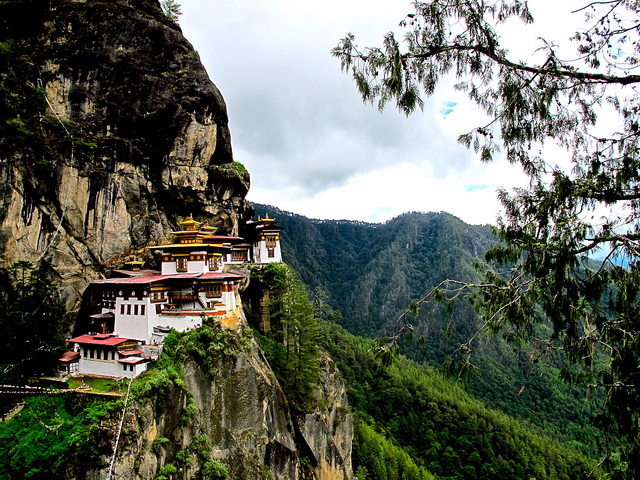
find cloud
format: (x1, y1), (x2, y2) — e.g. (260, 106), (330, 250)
(179, 0), (540, 225)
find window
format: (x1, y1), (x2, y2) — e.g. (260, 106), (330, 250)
(134, 304), (139, 316)
(127, 304), (131, 315)
(176, 257), (188, 272)
(140, 304), (146, 316)
(232, 250), (246, 262)
(120, 304), (125, 315)
(265, 235), (278, 247)
(208, 256), (219, 271)
(204, 284), (222, 298)
(151, 291), (167, 302)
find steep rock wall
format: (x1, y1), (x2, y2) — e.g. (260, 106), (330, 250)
(106, 336), (353, 480)
(0, 0), (251, 310)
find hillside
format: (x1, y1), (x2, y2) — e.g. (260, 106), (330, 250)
(253, 203), (607, 458)
(319, 320), (595, 480)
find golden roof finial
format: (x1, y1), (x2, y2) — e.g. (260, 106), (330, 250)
(180, 214), (202, 231)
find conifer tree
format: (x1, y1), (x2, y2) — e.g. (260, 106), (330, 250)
(257, 263), (321, 411)
(160, 0), (181, 23)
(0, 261), (66, 379)
(333, 1), (640, 476)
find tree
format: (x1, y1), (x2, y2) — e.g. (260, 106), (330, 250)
(255, 263), (321, 412)
(160, 0), (182, 23)
(0, 261), (67, 380)
(333, 1), (640, 476)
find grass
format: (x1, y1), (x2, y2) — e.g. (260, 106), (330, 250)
(67, 376), (128, 394)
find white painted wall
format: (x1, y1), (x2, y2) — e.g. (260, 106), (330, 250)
(114, 298), (151, 341)
(79, 355), (123, 377)
(77, 347), (147, 378)
(255, 241), (282, 263)
(162, 260), (177, 275)
(187, 252), (207, 273)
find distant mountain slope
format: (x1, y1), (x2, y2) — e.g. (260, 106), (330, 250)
(253, 204), (494, 336)
(253, 203), (606, 458)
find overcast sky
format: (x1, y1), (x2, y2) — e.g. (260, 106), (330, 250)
(178, 0), (580, 225)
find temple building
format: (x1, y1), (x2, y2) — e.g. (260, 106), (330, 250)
(59, 215), (284, 378)
(247, 214), (284, 264)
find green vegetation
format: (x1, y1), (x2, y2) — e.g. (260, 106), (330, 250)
(353, 414), (436, 480)
(248, 258), (595, 479)
(131, 323), (249, 401)
(160, 0), (182, 23)
(0, 40), (48, 155)
(156, 434), (228, 480)
(0, 40), (91, 161)
(131, 329), (235, 480)
(320, 320), (595, 480)
(0, 261), (68, 380)
(254, 204), (607, 458)
(232, 161), (247, 174)
(0, 319), (245, 479)
(250, 263), (321, 412)
(67, 376), (127, 394)
(0, 395), (122, 479)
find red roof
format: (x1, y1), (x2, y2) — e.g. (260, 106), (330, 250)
(69, 335), (133, 346)
(95, 272), (243, 285)
(151, 244), (230, 251)
(119, 349), (144, 356)
(96, 272), (202, 285)
(58, 351), (80, 363)
(118, 357), (145, 364)
(199, 272), (244, 280)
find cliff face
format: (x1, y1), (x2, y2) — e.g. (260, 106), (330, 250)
(105, 333), (353, 480)
(0, 0), (250, 310)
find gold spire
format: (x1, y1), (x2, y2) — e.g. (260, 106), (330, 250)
(180, 214), (202, 232)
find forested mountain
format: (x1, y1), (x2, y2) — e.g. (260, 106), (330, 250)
(254, 205), (492, 336)
(253, 203), (608, 458)
(319, 321), (594, 480)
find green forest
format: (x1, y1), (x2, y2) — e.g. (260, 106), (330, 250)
(253, 204), (610, 459)
(1, 0), (638, 477)
(245, 262), (597, 479)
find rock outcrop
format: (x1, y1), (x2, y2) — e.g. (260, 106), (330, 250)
(0, 0), (251, 310)
(105, 332), (353, 480)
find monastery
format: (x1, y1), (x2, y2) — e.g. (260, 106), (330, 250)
(58, 215), (284, 378)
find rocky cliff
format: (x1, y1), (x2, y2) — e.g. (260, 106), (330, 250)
(0, 0), (251, 310)
(103, 327), (353, 480)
